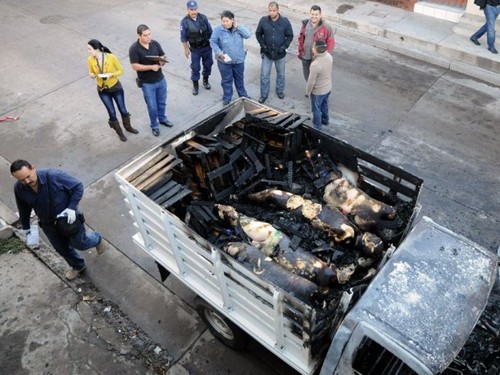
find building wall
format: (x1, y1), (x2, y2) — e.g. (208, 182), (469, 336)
(374, 0), (418, 11)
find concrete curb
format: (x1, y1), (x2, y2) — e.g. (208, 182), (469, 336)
(0, 218), (14, 239)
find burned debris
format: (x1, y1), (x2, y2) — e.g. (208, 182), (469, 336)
(125, 106), (421, 312)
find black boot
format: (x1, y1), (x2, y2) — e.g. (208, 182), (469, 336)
(108, 119), (127, 142)
(203, 76), (211, 90)
(121, 113), (139, 134)
(192, 80), (199, 96)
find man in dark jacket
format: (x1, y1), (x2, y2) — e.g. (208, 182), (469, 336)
(470, 0), (499, 54)
(11, 159), (106, 281)
(256, 2), (294, 103)
(180, 0), (214, 95)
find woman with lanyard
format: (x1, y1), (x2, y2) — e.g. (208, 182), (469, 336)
(87, 39), (138, 142)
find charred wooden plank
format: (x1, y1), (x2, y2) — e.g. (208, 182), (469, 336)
(186, 140), (211, 154)
(206, 163), (233, 180)
(148, 178), (177, 201)
(161, 187), (192, 208)
(287, 115), (309, 129)
(267, 112), (294, 125)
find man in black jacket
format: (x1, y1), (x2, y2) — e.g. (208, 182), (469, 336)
(256, 2), (294, 103)
(470, 0), (500, 54)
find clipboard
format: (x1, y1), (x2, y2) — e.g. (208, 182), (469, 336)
(145, 55), (169, 63)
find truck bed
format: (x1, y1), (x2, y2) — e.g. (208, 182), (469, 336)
(115, 98), (424, 374)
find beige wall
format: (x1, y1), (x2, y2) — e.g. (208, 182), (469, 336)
(465, 0), (484, 16)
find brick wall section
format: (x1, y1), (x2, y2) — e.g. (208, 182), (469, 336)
(374, 0), (418, 11)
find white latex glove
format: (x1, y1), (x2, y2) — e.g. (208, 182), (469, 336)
(57, 208), (76, 224)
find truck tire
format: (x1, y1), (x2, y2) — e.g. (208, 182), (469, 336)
(195, 297), (249, 350)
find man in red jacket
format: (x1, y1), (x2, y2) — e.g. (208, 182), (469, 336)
(298, 5), (335, 80)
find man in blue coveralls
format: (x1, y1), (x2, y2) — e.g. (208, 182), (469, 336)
(11, 159), (106, 281)
(180, 0), (213, 95)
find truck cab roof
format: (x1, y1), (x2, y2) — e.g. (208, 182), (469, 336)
(341, 216), (497, 374)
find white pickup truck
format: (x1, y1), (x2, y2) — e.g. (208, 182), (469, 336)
(115, 99), (497, 375)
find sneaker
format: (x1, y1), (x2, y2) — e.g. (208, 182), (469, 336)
(223, 100), (230, 105)
(322, 119), (329, 126)
(96, 239), (106, 255)
(258, 96), (267, 104)
(152, 128), (160, 137)
(469, 37), (480, 46)
(488, 47), (498, 54)
(65, 266), (86, 281)
(203, 79), (211, 90)
(277, 92), (285, 99)
(159, 120), (174, 127)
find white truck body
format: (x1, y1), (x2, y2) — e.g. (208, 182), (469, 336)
(115, 99), (497, 375)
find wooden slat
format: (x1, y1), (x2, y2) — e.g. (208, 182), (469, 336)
(126, 150), (170, 182)
(130, 154), (176, 186)
(136, 159), (183, 191)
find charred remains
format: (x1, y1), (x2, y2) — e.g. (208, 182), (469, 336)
(131, 106), (421, 305)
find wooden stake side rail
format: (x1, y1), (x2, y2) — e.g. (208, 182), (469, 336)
(115, 173), (322, 375)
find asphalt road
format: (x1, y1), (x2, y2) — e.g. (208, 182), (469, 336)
(0, 0), (498, 374)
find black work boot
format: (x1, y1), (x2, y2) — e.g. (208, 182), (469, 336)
(203, 76), (211, 90)
(192, 80), (199, 96)
(108, 119), (127, 142)
(121, 113), (139, 134)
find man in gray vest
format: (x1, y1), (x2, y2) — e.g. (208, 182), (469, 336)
(180, 1), (214, 95)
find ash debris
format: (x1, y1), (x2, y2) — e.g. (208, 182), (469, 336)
(74, 281), (173, 374)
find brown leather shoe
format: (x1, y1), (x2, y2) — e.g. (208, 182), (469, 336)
(96, 239), (106, 255)
(65, 266), (86, 281)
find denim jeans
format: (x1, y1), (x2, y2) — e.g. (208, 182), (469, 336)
(191, 45), (213, 81)
(217, 61), (248, 103)
(42, 220), (101, 270)
(141, 77), (168, 129)
(260, 55), (286, 98)
(310, 92), (330, 130)
(98, 87), (128, 121)
(471, 5), (500, 50)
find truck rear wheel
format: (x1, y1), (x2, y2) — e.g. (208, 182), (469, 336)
(195, 297), (249, 350)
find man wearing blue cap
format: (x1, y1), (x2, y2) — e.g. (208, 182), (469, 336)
(180, 1), (214, 95)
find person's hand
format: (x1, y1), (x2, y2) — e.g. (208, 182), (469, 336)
(89, 73), (96, 79)
(151, 64), (160, 72)
(233, 19), (238, 28)
(57, 208), (76, 224)
(184, 49), (190, 59)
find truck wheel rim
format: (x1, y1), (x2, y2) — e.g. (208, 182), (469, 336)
(205, 310), (234, 340)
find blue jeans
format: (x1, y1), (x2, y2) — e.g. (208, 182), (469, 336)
(310, 92), (330, 130)
(260, 55), (286, 98)
(471, 5), (500, 50)
(141, 78), (168, 129)
(98, 87), (128, 121)
(217, 61), (248, 103)
(191, 45), (213, 81)
(42, 220), (101, 270)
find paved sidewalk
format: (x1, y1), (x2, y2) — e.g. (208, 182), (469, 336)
(0, 239), (163, 374)
(239, 0), (500, 85)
